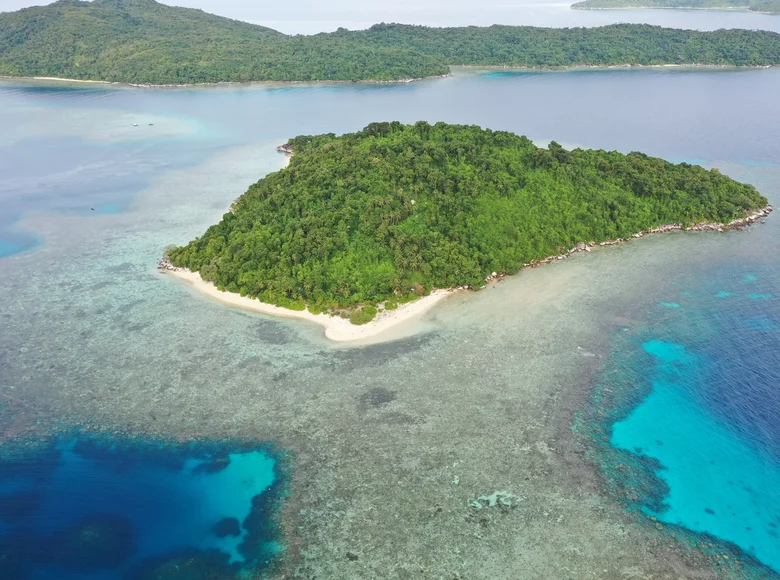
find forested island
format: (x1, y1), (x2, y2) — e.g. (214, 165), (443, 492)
(165, 122), (768, 323)
(572, 0), (780, 14)
(3, 0), (780, 85)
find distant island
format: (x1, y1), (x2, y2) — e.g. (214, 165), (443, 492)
(3, 1), (780, 85)
(162, 122), (769, 336)
(572, 0), (780, 14)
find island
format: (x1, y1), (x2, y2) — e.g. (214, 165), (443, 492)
(161, 122), (770, 340)
(3, 1), (780, 85)
(572, 0), (780, 14)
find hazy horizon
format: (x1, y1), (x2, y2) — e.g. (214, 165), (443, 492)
(2, 0), (780, 35)
(2, 0), (578, 32)
(0, 0), (726, 35)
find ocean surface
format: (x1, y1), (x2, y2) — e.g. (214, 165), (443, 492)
(0, 437), (281, 579)
(579, 257), (780, 575)
(1, 46), (779, 579)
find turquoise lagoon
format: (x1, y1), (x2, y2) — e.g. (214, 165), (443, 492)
(0, 436), (282, 579)
(584, 264), (780, 575)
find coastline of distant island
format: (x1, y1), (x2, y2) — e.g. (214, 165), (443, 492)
(160, 122), (771, 341)
(572, 0), (780, 14)
(0, 73), (454, 89)
(3, 62), (777, 91)
(3, 0), (780, 85)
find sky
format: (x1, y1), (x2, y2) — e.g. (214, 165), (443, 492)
(3, 0), (780, 34)
(0, 0), (608, 34)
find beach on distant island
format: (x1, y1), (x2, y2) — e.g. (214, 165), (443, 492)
(162, 267), (453, 342)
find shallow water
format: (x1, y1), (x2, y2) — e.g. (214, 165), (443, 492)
(1, 67), (779, 578)
(604, 264), (780, 574)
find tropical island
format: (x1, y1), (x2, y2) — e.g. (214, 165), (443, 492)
(162, 122), (770, 340)
(572, 0), (780, 14)
(3, 1), (780, 85)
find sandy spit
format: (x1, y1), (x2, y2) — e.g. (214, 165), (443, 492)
(0, 73), (451, 89)
(162, 268), (452, 342)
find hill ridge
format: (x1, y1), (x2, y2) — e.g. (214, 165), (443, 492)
(3, 1), (780, 83)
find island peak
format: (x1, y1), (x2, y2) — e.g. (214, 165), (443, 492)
(164, 122), (768, 331)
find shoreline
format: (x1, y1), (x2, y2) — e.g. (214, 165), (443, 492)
(2, 59), (774, 90)
(451, 63), (775, 74)
(509, 206), (773, 272)
(0, 73), (452, 90)
(158, 266), (453, 342)
(159, 206), (771, 341)
(571, 4), (777, 12)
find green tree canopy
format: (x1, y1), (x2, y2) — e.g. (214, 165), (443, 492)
(2, 0), (780, 83)
(168, 122), (768, 311)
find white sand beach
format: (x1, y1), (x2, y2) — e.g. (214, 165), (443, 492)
(163, 268), (452, 342)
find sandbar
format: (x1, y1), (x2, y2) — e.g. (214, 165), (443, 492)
(163, 267), (452, 342)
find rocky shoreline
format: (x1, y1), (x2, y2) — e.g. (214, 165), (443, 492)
(481, 206), (773, 284)
(157, 257), (185, 274)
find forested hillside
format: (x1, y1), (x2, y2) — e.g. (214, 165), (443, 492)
(349, 23), (780, 68)
(0, 0), (446, 83)
(2, 0), (780, 84)
(167, 122), (767, 312)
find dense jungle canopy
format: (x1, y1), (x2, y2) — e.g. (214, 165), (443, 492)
(168, 122), (767, 312)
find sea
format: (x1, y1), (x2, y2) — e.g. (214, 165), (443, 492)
(1, 7), (780, 579)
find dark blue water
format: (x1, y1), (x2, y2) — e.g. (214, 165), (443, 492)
(0, 436), (281, 580)
(585, 261), (780, 574)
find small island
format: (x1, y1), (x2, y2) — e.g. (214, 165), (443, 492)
(3, 0), (780, 85)
(572, 0), (780, 14)
(162, 122), (770, 340)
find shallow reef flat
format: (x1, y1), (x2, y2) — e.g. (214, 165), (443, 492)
(1, 141), (778, 578)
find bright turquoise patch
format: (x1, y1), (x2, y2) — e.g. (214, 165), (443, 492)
(0, 239), (23, 258)
(715, 290), (732, 298)
(0, 436), (283, 578)
(658, 302), (681, 309)
(642, 339), (689, 363)
(611, 341), (780, 574)
(96, 202), (125, 214)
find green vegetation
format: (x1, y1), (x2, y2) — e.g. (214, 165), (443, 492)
(750, 0), (780, 13)
(2, 0), (780, 84)
(350, 306), (378, 325)
(347, 24), (780, 68)
(572, 0), (780, 14)
(167, 122), (767, 313)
